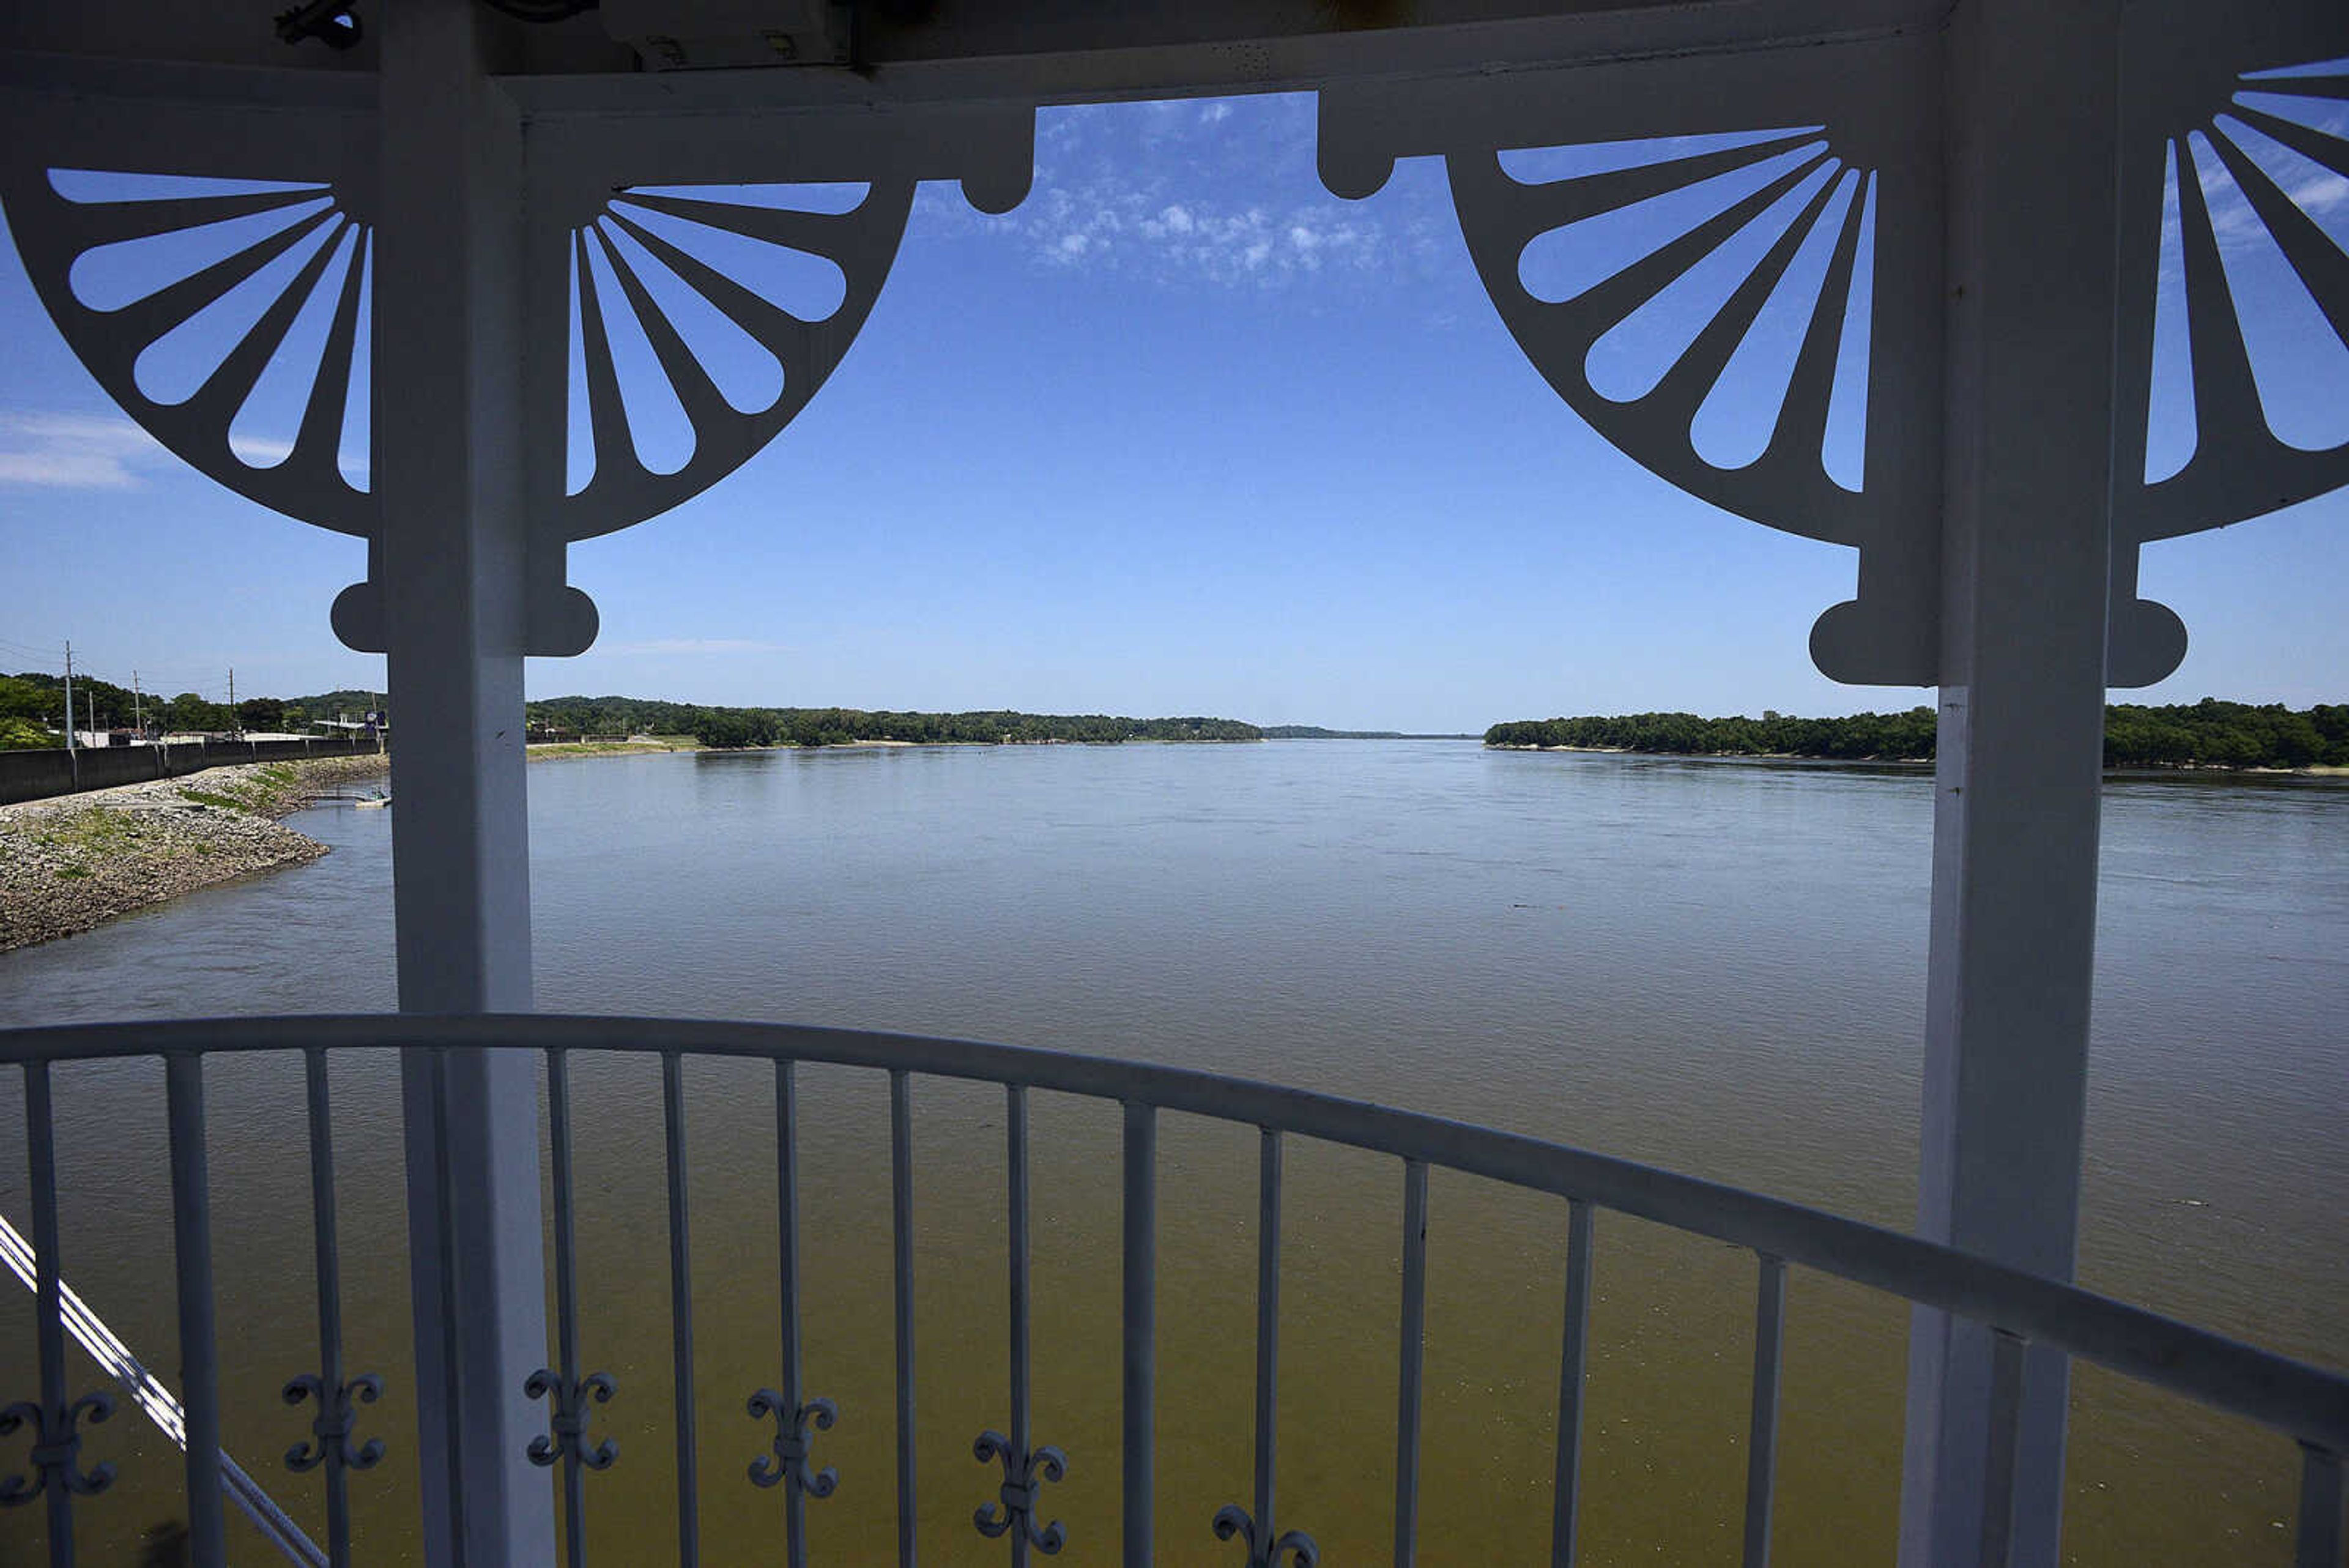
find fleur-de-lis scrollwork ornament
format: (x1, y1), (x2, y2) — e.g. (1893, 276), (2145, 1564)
(0, 1392), (116, 1505)
(282, 1373), (386, 1473)
(1212, 1504), (1319, 1568)
(524, 1370), (618, 1471)
(972, 1430), (1067, 1554)
(746, 1390), (837, 1496)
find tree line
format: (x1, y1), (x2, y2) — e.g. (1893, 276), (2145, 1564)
(1486, 700), (2349, 769)
(527, 693), (1256, 746)
(3, 675), (1262, 752)
(685, 706), (1261, 748)
(1, 672), (381, 749)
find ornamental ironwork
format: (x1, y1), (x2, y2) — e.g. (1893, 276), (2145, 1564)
(525, 1369), (618, 1472)
(972, 1429), (1067, 1555)
(747, 1389), (837, 1496)
(0, 1391), (116, 1505)
(1212, 1502), (1319, 1568)
(282, 1372), (385, 1474)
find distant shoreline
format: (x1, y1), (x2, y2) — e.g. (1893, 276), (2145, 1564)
(689, 735), (1264, 752)
(1486, 702), (2347, 774)
(1486, 741), (2349, 779)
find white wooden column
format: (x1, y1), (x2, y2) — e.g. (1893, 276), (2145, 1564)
(1901, 2), (2122, 1565)
(377, 1), (554, 1562)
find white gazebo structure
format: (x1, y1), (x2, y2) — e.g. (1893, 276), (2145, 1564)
(1, 3), (2343, 1567)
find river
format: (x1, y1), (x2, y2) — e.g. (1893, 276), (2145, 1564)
(1, 741), (2342, 1566)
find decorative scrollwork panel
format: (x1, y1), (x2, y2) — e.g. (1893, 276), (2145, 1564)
(1, 83), (1035, 660)
(525, 1369), (618, 1472)
(0, 1391), (116, 1506)
(1320, 34), (1946, 686)
(1327, 7), (2347, 690)
(2112, 2), (2349, 680)
(1211, 1502), (1319, 1568)
(541, 180), (915, 544)
(747, 1389), (837, 1496)
(0, 162), (377, 536)
(283, 1372), (385, 1474)
(972, 1430), (1067, 1555)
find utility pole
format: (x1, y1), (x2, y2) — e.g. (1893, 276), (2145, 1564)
(228, 667), (237, 736)
(62, 639), (75, 752)
(132, 669), (143, 738)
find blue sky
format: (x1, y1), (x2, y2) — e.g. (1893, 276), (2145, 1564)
(1, 92), (2343, 732)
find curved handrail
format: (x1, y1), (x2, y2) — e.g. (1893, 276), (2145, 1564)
(4, 1011), (2345, 1454)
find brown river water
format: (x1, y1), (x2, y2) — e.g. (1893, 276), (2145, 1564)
(1, 741), (2342, 1566)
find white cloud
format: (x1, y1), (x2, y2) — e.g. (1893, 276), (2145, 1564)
(0, 409), (167, 489)
(229, 433), (297, 467)
(2284, 166), (2348, 220)
(930, 95), (1453, 293)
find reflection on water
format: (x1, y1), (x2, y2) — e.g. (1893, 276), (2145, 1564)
(0, 742), (2340, 1566)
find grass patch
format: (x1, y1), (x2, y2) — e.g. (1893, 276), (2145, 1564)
(39, 808), (144, 854)
(178, 787), (250, 812)
(526, 740), (696, 759)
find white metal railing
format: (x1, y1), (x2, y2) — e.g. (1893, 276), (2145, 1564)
(2, 1014), (2344, 1568)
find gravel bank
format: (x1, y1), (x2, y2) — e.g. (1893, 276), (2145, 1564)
(0, 752), (390, 953)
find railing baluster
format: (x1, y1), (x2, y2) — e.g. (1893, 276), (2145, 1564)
(664, 1050), (701, 1568)
(1010, 1084), (1031, 1533)
(32, 1061), (74, 1568)
(778, 1061), (807, 1562)
(974, 1086), (1068, 1561)
(1212, 1128), (1315, 1566)
(4, 1061), (115, 1568)
(30, 1062), (75, 1568)
(1009, 1085), (1034, 1568)
(2296, 1442), (2345, 1568)
(552, 1046), (590, 1566)
(1123, 1102), (1156, 1568)
(427, 1049), (464, 1568)
(781, 1061), (812, 1561)
(29, 1059), (80, 1568)
(287, 1046), (383, 1568)
(1394, 1159), (1429, 1568)
(1978, 1329), (2029, 1568)
(1551, 1198), (1594, 1568)
(548, 1047), (588, 1565)
(529, 1046), (617, 1568)
(305, 1049), (350, 1561)
(889, 1069), (919, 1568)
(749, 1060), (838, 1568)
(1742, 1254), (1787, 1568)
(166, 1051), (226, 1568)
(1253, 1128), (1278, 1546)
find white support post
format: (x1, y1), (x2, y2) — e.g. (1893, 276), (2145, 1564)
(377, 2), (553, 1564)
(1901, 3), (2122, 1566)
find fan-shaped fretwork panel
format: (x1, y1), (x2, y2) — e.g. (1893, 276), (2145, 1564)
(549, 181), (916, 543)
(2118, 56), (2349, 543)
(1318, 42), (1946, 686)
(1449, 130), (1878, 550)
(0, 168), (377, 535)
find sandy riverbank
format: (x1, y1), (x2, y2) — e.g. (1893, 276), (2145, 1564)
(0, 752), (390, 953)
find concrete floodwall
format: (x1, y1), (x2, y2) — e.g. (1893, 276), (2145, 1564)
(0, 735), (383, 807)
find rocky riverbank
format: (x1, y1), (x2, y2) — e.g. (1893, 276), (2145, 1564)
(0, 752), (390, 953)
